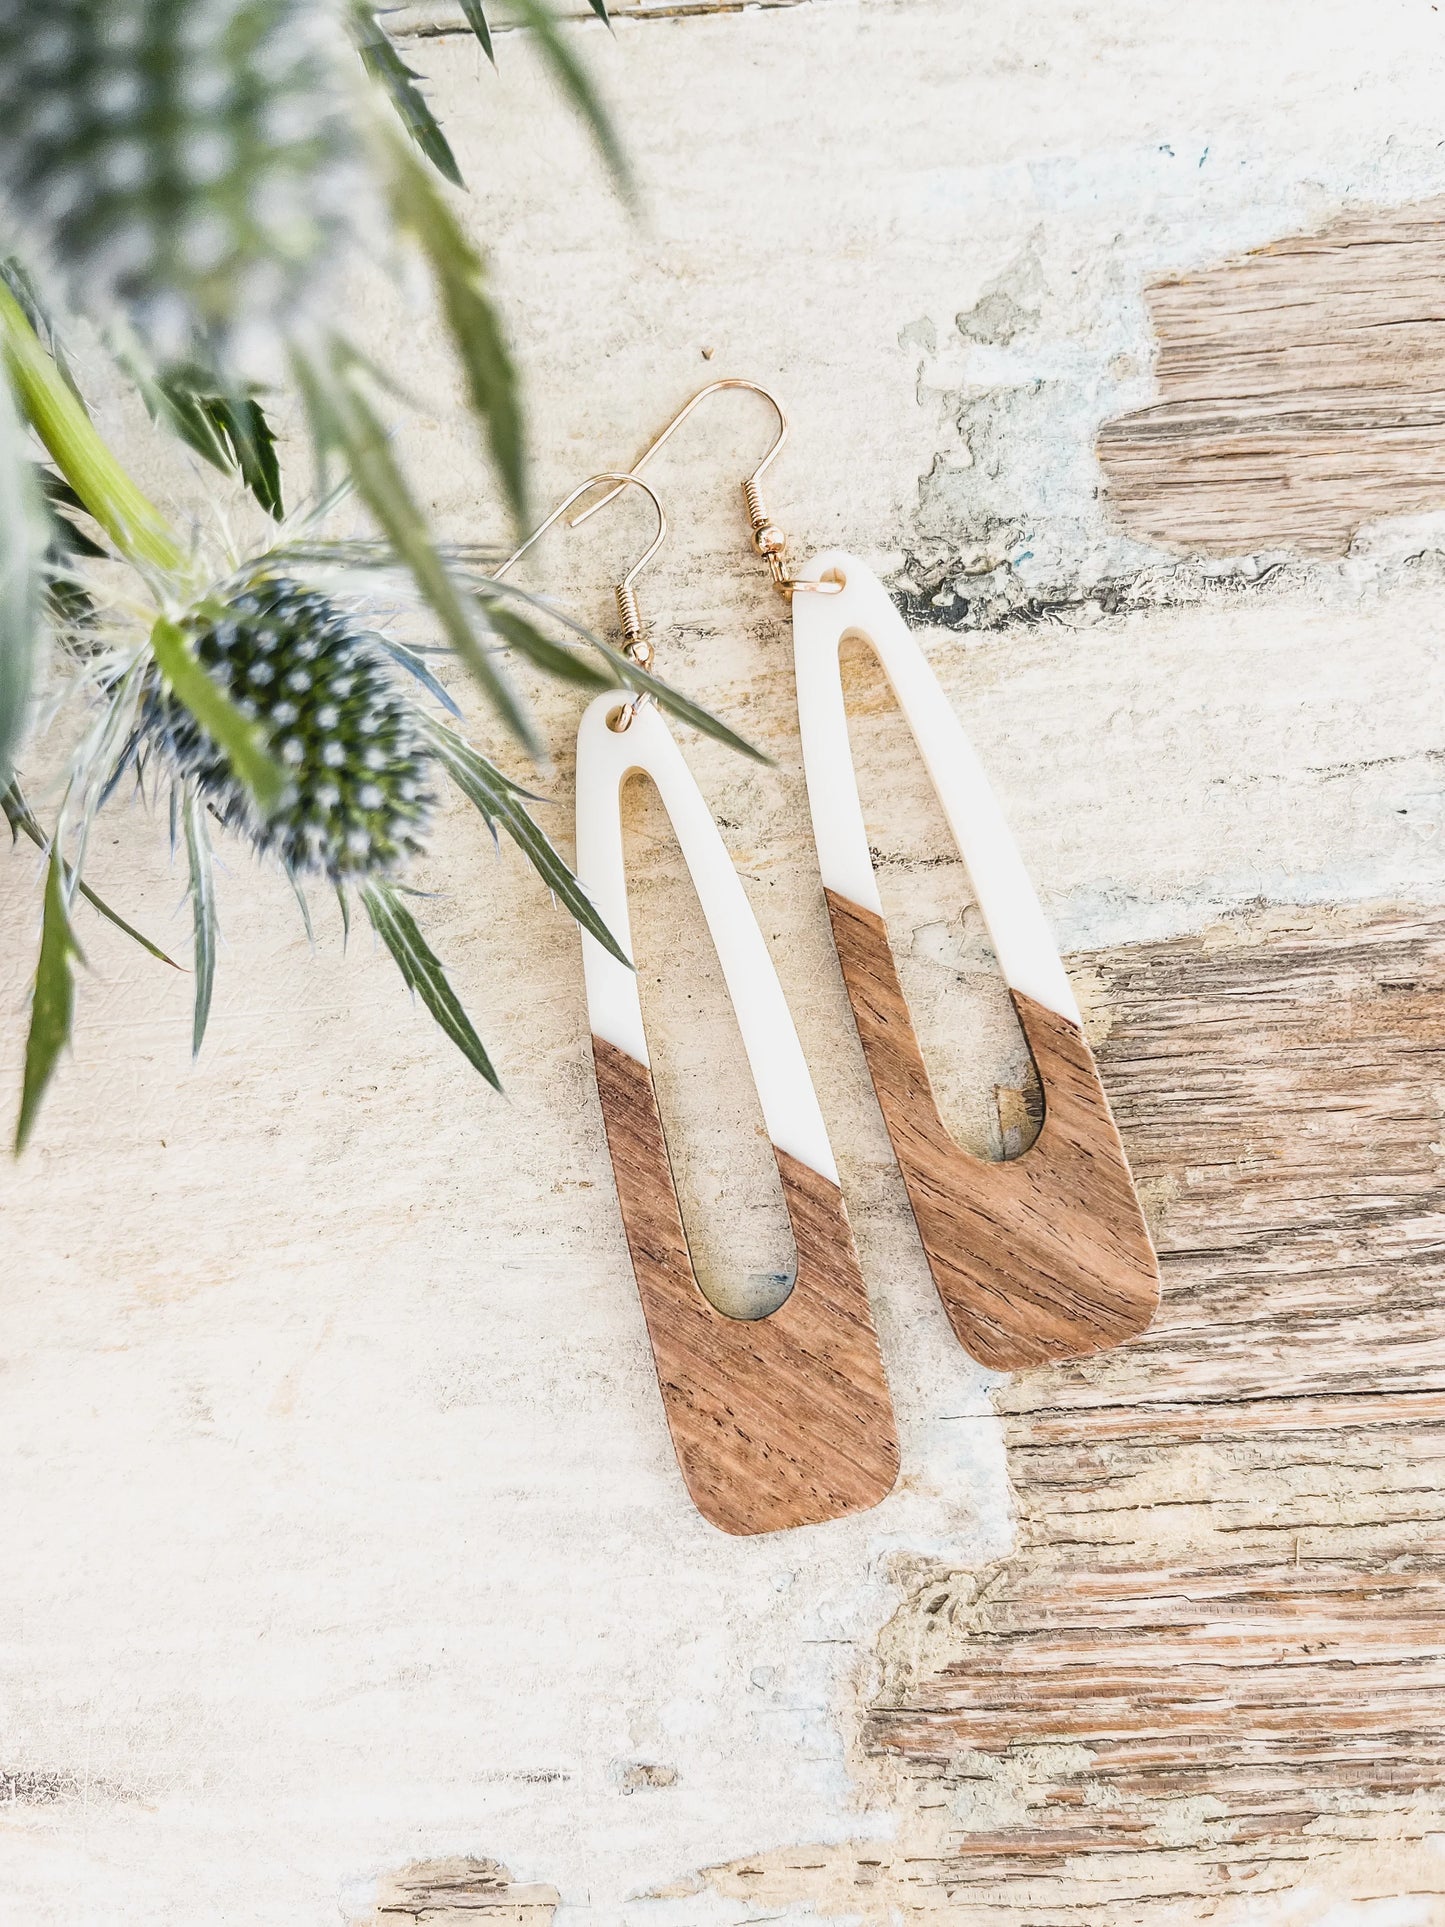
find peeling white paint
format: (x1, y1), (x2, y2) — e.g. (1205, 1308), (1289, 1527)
(4, 0), (1445, 1919)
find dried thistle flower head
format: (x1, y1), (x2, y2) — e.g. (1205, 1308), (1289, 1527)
(0, 0), (363, 375)
(142, 577), (435, 880)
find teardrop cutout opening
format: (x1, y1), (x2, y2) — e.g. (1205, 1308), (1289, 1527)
(620, 769), (798, 1320)
(836, 631), (1043, 1161)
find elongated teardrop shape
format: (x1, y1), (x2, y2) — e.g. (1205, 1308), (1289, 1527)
(792, 555), (1160, 1371)
(574, 692), (898, 1532)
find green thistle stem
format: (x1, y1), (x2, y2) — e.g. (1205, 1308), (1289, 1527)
(0, 278), (183, 573)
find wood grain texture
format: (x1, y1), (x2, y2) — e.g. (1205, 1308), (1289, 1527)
(1097, 199), (1445, 555)
(682, 903), (1445, 1923)
(374, 1857), (559, 1923)
(591, 1035), (898, 1535)
(865, 903), (1445, 1918)
(825, 888), (1159, 1371)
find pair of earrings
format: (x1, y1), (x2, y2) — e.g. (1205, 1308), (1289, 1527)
(496, 380), (1159, 1537)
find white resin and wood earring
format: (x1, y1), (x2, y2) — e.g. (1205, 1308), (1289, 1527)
(790, 553), (1160, 1372)
(573, 690), (898, 1534)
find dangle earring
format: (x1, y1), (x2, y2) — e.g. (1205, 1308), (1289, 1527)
(493, 472), (899, 1536)
(580, 384), (1160, 1373)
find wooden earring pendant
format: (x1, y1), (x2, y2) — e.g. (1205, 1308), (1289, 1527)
(790, 551), (1160, 1372)
(517, 471), (896, 1534)
(570, 384), (1158, 1374)
(574, 691), (899, 1533)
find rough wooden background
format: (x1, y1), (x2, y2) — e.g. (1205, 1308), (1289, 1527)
(1098, 201), (1445, 554)
(373, 905), (1445, 1923)
(872, 902), (1445, 1921)
(6, 3), (1445, 1923)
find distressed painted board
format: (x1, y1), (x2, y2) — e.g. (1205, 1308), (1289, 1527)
(7, 4), (1445, 1921)
(860, 903), (1445, 1919)
(1098, 200), (1445, 554)
(367, 903), (1445, 1925)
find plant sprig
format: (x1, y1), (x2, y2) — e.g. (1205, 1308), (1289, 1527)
(0, 0), (756, 1152)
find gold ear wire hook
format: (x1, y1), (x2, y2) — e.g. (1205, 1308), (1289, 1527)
(569, 378), (841, 600)
(492, 471), (666, 732)
(493, 469), (665, 657)
(570, 379), (785, 526)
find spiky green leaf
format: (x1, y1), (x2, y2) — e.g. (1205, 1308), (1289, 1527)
(375, 633), (464, 717)
(419, 714), (630, 965)
(34, 465), (102, 626)
(596, 638), (770, 763)
(39, 470), (109, 559)
(482, 601), (616, 690)
(292, 342), (536, 753)
(147, 374), (234, 471)
(473, 573), (766, 761)
(3, 779), (178, 965)
(182, 786), (217, 1058)
(457, 0), (495, 63)
(506, 0), (629, 195)
(290, 870), (315, 944)
(360, 877), (499, 1087)
(386, 139), (526, 526)
(353, 4), (464, 186)
(204, 394), (284, 520)
(125, 347), (286, 521)
(15, 842), (82, 1153)
(149, 615), (288, 816)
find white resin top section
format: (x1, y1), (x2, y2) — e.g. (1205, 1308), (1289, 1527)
(791, 552), (1082, 1028)
(573, 692), (840, 1185)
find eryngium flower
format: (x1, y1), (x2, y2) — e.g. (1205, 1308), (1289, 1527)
(0, 0), (361, 373)
(143, 578), (435, 880)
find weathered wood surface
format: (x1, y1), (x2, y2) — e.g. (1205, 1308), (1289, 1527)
(826, 889), (1159, 1370)
(1098, 201), (1445, 555)
(591, 1035), (899, 1534)
(689, 902), (1445, 1920)
(7, 11), (1445, 1917)
(375, 1857), (559, 1923)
